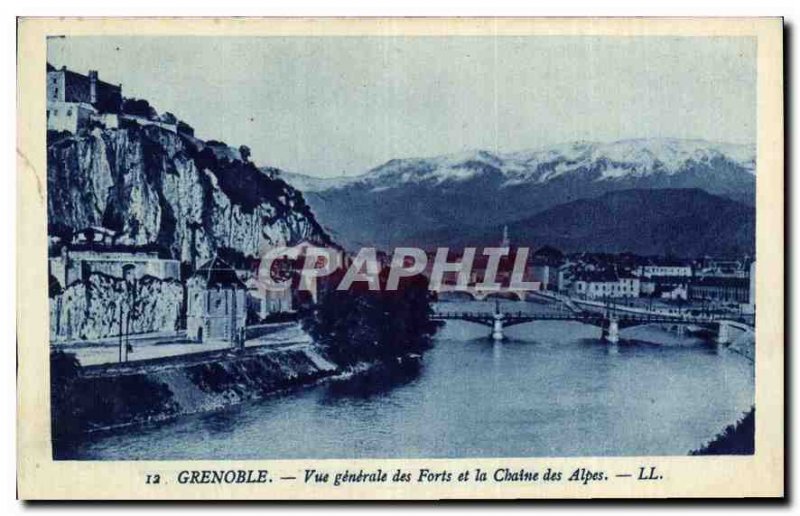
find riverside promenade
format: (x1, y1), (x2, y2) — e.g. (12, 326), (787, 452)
(53, 322), (311, 367)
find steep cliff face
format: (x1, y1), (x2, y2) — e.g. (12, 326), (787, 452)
(50, 274), (183, 341)
(47, 124), (331, 263)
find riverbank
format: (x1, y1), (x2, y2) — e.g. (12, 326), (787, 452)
(51, 338), (428, 455)
(692, 407), (755, 455)
(51, 343), (340, 444)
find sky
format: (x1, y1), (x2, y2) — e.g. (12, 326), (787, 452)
(48, 36), (756, 178)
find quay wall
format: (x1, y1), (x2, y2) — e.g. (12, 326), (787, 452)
(50, 272), (183, 342)
(51, 344), (339, 441)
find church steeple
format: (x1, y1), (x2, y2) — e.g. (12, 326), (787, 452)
(500, 225), (510, 248)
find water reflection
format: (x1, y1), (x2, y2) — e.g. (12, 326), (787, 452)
(323, 360), (423, 400)
(492, 340), (503, 366)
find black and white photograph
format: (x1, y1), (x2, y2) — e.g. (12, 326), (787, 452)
(44, 33), (758, 460)
(14, 15), (785, 501)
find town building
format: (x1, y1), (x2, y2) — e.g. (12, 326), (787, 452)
(465, 229), (563, 289)
(639, 275), (690, 301)
(245, 276), (294, 320)
(529, 264), (555, 290)
(571, 270), (641, 299)
(186, 257), (247, 343)
(468, 252), (516, 287)
(656, 283), (688, 301)
(49, 242), (180, 288)
(239, 264), (295, 321)
(527, 246), (564, 291)
(688, 277), (750, 304)
(695, 257), (751, 279)
(556, 262), (575, 293)
(638, 259), (693, 279)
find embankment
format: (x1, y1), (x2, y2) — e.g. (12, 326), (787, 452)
(727, 326), (756, 363)
(51, 344), (339, 442)
(691, 407), (755, 455)
(691, 326), (755, 455)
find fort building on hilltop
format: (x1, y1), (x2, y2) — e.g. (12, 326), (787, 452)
(47, 63), (122, 133)
(47, 63), (187, 135)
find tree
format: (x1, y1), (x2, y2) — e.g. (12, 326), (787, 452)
(50, 351), (82, 438)
(533, 245), (565, 265)
(48, 275), (63, 298)
(239, 145), (251, 162)
(159, 112), (178, 125)
(177, 120), (194, 136)
(121, 98), (157, 119)
(302, 269), (435, 366)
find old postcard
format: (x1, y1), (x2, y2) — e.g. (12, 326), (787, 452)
(17, 17), (784, 499)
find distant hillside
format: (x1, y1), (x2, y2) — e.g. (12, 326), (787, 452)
(281, 138), (755, 249)
(278, 171), (358, 192)
(411, 189), (755, 257)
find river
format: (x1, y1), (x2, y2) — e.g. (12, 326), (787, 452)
(61, 300), (754, 459)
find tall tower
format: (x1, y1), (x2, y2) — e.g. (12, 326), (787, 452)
(500, 225), (510, 248)
(88, 70), (98, 104)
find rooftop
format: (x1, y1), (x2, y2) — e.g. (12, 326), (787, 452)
(575, 270), (621, 283)
(690, 277), (749, 288)
(193, 256), (247, 289)
(644, 259), (691, 267)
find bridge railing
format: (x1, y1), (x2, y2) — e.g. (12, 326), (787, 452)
(431, 309), (751, 327)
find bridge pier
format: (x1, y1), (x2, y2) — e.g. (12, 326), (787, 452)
(602, 316), (619, 346)
(429, 308), (748, 349)
(492, 312), (504, 341)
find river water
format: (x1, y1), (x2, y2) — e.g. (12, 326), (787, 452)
(62, 300), (754, 459)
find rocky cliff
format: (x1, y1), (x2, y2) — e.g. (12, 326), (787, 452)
(49, 273), (183, 342)
(47, 123), (331, 263)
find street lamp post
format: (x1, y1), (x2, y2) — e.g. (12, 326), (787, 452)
(118, 301), (124, 363)
(118, 276), (135, 363)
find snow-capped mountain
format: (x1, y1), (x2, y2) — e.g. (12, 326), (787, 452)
(280, 138), (755, 251)
(277, 171), (360, 192)
(502, 138), (754, 184)
(298, 138), (754, 191)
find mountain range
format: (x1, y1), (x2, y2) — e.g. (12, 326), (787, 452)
(277, 138), (756, 256)
(413, 188), (755, 257)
